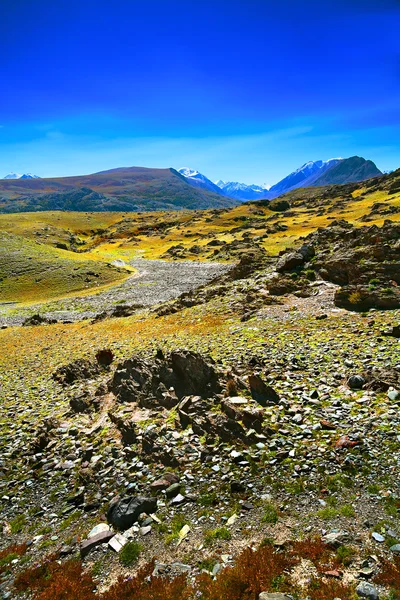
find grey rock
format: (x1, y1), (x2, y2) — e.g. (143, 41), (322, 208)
(356, 582), (379, 600)
(80, 530), (115, 558)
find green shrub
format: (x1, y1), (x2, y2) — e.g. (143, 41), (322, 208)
(204, 527), (232, 546)
(119, 541), (142, 566)
(261, 502), (279, 524)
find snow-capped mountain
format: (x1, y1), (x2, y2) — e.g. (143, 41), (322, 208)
(268, 158), (342, 197)
(178, 167), (224, 195)
(3, 173), (40, 179)
(3, 173), (22, 179)
(215, 180), (271, 201)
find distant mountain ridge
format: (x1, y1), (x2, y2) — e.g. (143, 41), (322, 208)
(0, 157), (384, 213)
(312, 156), (382, 186)
(0, 166), (238, 213)
(268, 158), (341, 196)
(3, 173), (41, 180)
(179, 156), (382, 201)
(215, 180), (271, 201)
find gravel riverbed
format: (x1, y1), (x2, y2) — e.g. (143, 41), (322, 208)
(0, 259), (232, 326)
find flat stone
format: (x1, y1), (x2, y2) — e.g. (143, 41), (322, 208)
(259, 593), (292, 600)
(170, 493), (186, 505)
(81, 530), (115, 558)
(389, 543), (400, 554)
(108, 533), (128, 552)
(371, 532), (385, 542)
(228, 396), (249, 405)
(88, 523), (110, 539)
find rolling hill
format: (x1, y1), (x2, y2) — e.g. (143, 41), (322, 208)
(0, 166), (238, 213)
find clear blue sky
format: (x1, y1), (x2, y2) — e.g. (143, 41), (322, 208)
(1, 0), (399, 184)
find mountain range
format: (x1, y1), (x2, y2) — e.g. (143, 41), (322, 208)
(179, 156), (382, 201)
(0, 167), (237, 213)
(0, 156), (383, 213)
(3, 173), (41, 179)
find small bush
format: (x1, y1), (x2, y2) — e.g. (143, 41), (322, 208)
(119, 541), (142, 566)
(261, 502), (279, 524)
(305, 269), (316, 281)
(204, 526), (232, 546)
(336, 545), (355, 566)
(348, 290), (364, 305)
(10, 513), (27, 534)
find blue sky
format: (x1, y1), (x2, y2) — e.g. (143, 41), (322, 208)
(1, 0), (399, 184)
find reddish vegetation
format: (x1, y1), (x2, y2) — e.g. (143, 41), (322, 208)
(10, 539), (394, 600)
(0, 543), (27, 575)
(101, 563), (192, 600)
(290, 537), (338, 573)
(14, 556), (96, 600)
(306, 576), (355, 600)
(374, 557), (400, 599)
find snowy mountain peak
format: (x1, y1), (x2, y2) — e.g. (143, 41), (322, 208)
(179, 167), (200, 178)
(3, 172), (40, 179)
(178, 167), (226, 195)
(3, 173), (22, 179)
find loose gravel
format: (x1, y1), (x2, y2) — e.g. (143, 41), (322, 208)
(0, 259), (233, 326)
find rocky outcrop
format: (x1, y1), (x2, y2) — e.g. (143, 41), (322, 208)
(109, 349), (222, 405)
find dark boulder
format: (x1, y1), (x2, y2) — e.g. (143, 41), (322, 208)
(23, 314), (57, 326)
(107, 496), (157, 530)
(248, 374), (280, 405)
(95, 348), (114, 366)
(347, 375), (366, 390)
(110, 350), (223, 406)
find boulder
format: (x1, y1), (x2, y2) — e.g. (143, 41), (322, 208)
(347, 374), (366, 390)
(356, 582), (379, 600)
(107, 496), (157, 530)
(248, 374), (280, 405)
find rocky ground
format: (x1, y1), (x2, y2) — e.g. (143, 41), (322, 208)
(0, 220), (399, 600)
(0, 259), (231, 327)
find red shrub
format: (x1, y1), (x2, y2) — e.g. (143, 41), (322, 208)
(196, 545), (297, 600)
(374, 557), (400, 599)
(14, 555), (96, 600)
(290, 537), (339, 573)
(102, 564), (193, 600)
(305, 576), (354, 600)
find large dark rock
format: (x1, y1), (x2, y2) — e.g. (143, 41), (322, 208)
(334, 285), (400, 311)
(248, 374), (280, 405)
(23, 314), (58, 326)
(107, 496), (157, 530)
(276, 244), (315, 273)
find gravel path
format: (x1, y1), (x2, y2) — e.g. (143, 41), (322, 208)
(0, 259), (232, 327)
